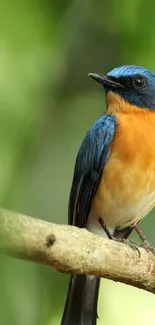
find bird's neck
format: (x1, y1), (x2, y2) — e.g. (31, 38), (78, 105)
(106, 91), (151, 114)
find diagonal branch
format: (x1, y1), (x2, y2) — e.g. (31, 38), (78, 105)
(0, 207), (155, 293)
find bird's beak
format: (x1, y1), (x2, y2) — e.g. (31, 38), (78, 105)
(88, 73), (123, 89)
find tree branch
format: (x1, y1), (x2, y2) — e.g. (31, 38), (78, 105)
(0, 207), (155, 293)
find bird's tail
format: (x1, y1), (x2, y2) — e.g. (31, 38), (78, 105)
(61, 274), (100, 325)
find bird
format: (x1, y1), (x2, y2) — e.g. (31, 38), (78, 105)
(61, 65), (155, 325)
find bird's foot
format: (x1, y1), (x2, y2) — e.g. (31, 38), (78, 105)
(98, 217), (113, 239)
(133, 224), (155, 255)
(98, 218), (140, 255)
(111, 237), (140, 256)
(140, 239), (155, 255)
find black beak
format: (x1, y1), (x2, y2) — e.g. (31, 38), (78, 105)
(88, 73), (124, 89)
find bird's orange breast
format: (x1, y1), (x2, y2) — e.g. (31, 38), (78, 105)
(89, 93), (155, 231)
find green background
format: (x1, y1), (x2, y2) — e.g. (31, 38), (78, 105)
(0, 0), (155, 324)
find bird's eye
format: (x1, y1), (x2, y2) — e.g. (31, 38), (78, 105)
(132, 75), (146, 89)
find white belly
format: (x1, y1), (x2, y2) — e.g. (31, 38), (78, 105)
(87, 189), (155, 238)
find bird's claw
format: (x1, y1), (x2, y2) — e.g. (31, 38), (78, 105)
(140, 240), (155, 255)
(111, 237), (141, 256)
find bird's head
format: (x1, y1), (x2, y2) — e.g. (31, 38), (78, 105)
(89, 65), (155, 112)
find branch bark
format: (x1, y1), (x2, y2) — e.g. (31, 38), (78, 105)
(0, 207), (155, 293)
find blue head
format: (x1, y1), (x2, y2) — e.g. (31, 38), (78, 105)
(89, 65), (155, 109)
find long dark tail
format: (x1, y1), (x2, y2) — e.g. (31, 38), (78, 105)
(61, 274), (100, 325)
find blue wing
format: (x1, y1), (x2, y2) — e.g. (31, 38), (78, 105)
(68, 114), (116, 227)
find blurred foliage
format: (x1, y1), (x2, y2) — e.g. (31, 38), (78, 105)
(0, 0), (155, 324)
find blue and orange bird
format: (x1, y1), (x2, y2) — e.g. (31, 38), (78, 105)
(61, 65), (155, 325)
